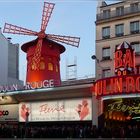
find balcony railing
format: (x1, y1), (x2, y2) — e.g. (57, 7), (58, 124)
(97, 6), (140, 21)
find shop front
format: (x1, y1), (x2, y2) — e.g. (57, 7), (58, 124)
(93, 41), (140, 128)
(0, 80), (96, 138)
(0, 80), (94, 126)
(0, 103), (19, 135)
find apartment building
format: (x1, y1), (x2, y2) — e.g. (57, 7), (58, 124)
(0, 28), (23, 85)
(95, 0), (140, 79)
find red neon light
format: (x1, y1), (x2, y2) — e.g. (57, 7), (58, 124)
(114, 42), (135, 76)
(115, 50), (123, 68)
(93, 75), (140, 97)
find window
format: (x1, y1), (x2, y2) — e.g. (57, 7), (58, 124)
(102, 69), (111, 78)
(130, 21), (139, 34)
(131, 42), (140, 53)
(48, 62), (53, 71)
(40, 61), (45, 70)
(131, 3), (139, 12)
(116, 6), (124, 16)
(102, 47), (110, 60)
(102, 26), (110, 39)
(115, 24), (124, 37)
(56, 65), (59, 72)
(103, 10), (110, 19)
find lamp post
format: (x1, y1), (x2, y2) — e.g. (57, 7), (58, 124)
(91, 55), (99, 127)
(91, 55), (99, 63)
(91, 55), (103, 79)
(91, 55), (104, 129)
(24, 108), (29, 138)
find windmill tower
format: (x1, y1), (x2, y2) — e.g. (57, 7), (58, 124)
(3, 2), (80, 86)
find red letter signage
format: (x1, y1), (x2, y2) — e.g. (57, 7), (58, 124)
(114, 41), (135, 76)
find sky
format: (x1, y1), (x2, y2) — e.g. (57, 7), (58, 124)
(0, 0), (117, 82)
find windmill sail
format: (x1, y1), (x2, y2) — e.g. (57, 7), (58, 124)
(3, 2), (80, 71)
(41, 2), (55, 31)
(47, 34), (80, 47)
(3, 23), (37, 36)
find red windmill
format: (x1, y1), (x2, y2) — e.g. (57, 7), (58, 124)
(3, 2), (80, 86)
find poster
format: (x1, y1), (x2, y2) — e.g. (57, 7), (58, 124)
(19, 98), (92, 122)
(0, 104), (18, 121)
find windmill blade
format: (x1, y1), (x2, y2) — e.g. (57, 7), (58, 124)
(47, 34), (80, 47)
(30, 39), (43, 71)
(3, 23), (38, 36)
(41, 2), (55, 31)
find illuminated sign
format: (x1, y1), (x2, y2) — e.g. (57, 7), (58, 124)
(92, 41), (138, 97)
(0, 104), (18, 121)
(0, 79), (54, 93)
(25, 79), (54, 89)
(19, 98), (92, 122)
(94, 75), (140, 97)
(107, 101), (140, 116)
(114, 41), (135, 76)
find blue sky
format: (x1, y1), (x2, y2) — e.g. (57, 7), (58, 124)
(0, 0), (115, 82)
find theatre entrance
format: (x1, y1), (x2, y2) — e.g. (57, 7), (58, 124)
(99, 97), (140, 128)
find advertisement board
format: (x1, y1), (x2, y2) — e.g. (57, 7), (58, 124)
(103, 98), (140, 121)
(19, 98), (92, 122)
(0, 104), (18, 121)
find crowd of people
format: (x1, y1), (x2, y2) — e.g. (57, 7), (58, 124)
(0, 122), (140, 138)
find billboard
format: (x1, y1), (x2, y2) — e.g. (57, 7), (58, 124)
(103, 98), (140, 121)
(0, 104), (18, 121)
(19, 98), (92, 122)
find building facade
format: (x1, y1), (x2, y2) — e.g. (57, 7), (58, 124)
(96, 0), (140, 79)
(94, 0), (140, 128)
(0, 1), (140, 137)
(0, 28), (22, 85)
(0, 77), (96, 124)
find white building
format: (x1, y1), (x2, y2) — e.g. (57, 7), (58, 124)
(0, 28), (23, 86)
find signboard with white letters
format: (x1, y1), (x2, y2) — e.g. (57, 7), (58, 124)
(0, 79), (54, 93)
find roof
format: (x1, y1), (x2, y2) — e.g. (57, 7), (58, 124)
(21, 37), (65, 54)
(0, 77), (95, 105)
(0, 83), (93, 105)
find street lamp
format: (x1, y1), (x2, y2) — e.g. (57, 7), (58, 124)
(91, 55), (103, 79)
(91, 55), (99, 63)
(91, 54), (100, 127)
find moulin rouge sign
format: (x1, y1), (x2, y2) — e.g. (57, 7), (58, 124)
(94, 41), (140, 97)
(94, 75), (140, 97)
(0, 79), (54, 93)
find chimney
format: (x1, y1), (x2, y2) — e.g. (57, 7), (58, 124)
(97, 0), (107, 14)
(97, 0), (107, 7)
